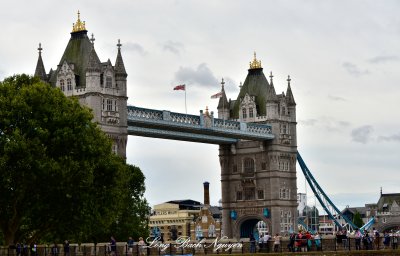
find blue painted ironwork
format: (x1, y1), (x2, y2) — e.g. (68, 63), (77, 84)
(297, 152), (358, 232)
(127, 126), (238, 144)
(360, 217), (375, 233)
(127, 106), (274, 143)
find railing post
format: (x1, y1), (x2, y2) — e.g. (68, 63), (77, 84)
(162, 110), (171, 121)
(94, 244), (96, 256)
(239, 122), (247, 132)
(199, 110), (204, 127)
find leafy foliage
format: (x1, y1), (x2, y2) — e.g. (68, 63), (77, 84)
(353, 211), (364, 228)
(0, 75), (149, 245)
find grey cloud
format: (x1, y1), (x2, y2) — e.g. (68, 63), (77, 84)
(342, 62), (370, 76)
(163, 41), (184, 55)
(368, 55), (400, 64)
(298, 118), (350, 130)
(123, 42), (146, 56)
(351, 125), (373, 144)
(378, 133), (400, 142)
(174, 63), (219, 87)
(298, 119), (318, 126)
(328, 95), (347, 101)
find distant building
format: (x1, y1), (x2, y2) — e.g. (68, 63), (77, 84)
(149, 199), (201, 241)
(318, 215), (334, 235)
(297, 193), (307, 217)
(190, 182), (222, 240)
(336, 191), (400, 232)
(149, 182), (222, 241)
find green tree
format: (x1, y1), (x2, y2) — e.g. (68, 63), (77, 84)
(0, 75), (148, 245)
(353, 211), (364, 228)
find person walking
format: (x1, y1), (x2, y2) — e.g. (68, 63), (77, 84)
(138, 237), (146, 256)
(273, 233), (281, 252)
(354, 228), (362, 250)
(63, 240), (70, 256)
(110, 236), (117, 256)
(127, 237), (134, 255)
(249, 234), (256, 253)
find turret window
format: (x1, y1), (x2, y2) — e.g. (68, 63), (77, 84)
(102, 98), (118, 112)
(242, 108), (247, 119)
(249, 108), (254, 118)
(60, 79), (65, 91)
(106, 76), (112, 88)
(67, 79), (72, 90)
(281, 106), (286, 116)
(244, 158), (255, 173)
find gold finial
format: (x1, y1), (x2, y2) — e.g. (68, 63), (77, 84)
(249, 51), (262, 69)
(205, 106), (210, 116)
(72, 10), (87, 32)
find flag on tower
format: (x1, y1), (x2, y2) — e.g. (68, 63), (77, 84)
(173, 84), (186, 90)
(211, 91), (223, 99)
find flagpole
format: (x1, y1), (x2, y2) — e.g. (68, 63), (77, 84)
(184, 85), (187, 114)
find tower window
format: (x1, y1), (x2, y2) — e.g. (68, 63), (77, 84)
(242, 108), (247, 119)
(233, 164), (238, 173)
(236, 191), (242, 201)
(244, 158), (255, 173)
(249, 108), (254, 118)
(107, 99), (113, 111)
(67, 78), (72, 90)
(282, 106), (286, 115)
(244, 187), (255, 200)
(258, 190), (264, 199)
(106, 76), (112, 88)
(60, 79), (65, 91)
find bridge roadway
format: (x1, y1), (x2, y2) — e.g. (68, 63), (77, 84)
(127, 106), (275, 144)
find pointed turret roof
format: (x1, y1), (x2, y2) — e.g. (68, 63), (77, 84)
(232, 53), (277, 118)
(114, 39), (127, 76)
(217, 78), (229, 110)
(52, 12), (92, 87)
(87, 46), (101, 72)
(286, 75), (296, 105)
(34, 43), (47, 81)
(267, 71), (278, 102)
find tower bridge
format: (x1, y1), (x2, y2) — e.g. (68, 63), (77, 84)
(33, 12), (400, 239)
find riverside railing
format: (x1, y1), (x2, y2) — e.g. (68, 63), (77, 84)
(1, 236), (399, 256)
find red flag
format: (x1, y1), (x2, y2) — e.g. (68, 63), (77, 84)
(173, 84), (185, 90)
(211, 91), (223, 99)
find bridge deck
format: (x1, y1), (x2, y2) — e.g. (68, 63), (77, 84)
(127, 106), (275, 144)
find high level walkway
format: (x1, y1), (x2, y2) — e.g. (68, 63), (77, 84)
(127, 106), (275, 144)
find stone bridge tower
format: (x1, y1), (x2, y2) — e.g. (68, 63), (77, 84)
(34, 12), (128, 158)
(217, 53), (297, 239)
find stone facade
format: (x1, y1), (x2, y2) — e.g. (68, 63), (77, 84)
(217, 54), (298, 239)
(34, 12), (128, 158)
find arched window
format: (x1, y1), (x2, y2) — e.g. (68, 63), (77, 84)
(60, 79), (65, 91)
(242, 108), (247, 119)
(244, 158), (255, 173)
(282, 106), (286, 116)
(249, 108), (254, 118)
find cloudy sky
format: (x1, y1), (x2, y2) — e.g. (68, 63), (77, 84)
(1, 0), (399, 212)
